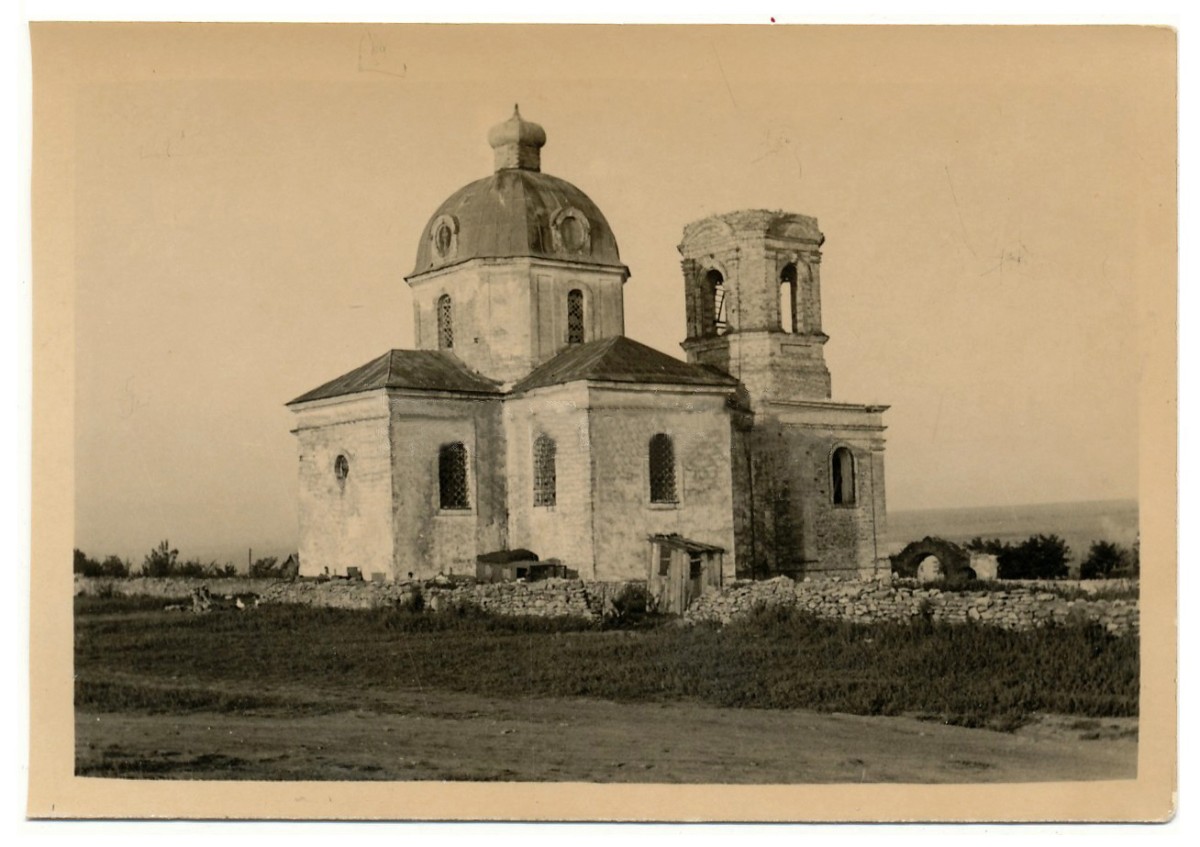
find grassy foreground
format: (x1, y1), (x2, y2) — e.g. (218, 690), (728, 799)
(75, 596), (1137, 732)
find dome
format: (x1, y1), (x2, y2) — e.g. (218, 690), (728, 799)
(409, 107), (625, 277)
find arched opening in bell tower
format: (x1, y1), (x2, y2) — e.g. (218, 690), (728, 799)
(705, 269), (728, 337)
(779, 263), (799, 333)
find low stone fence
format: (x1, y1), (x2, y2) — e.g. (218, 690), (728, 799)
(75, 574), (642, 621)
(75, 574), (1139, 635)
(74, 576), (281, 598)
(255, 577), (639, 620)
(684, 577), (1139, 635)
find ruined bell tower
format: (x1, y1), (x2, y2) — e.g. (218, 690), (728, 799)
(678, 209), (889, 581)
(679, 210), (831, 408)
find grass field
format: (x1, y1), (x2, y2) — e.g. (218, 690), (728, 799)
(75, 590), (1142, 782)
(75, 595), (1139, 780)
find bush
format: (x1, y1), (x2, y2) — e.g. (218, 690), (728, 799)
(396, 586), (425, 613)
(612, 583), (650, 616)
(140, 541), (235, 578)
(99, 555), (131, 578)
(1004, 534), (1070, 580)
(141, 540), (179, 577)
(1081, 540), (1138, 580)
(249, 557), (283, 578)
(968, 534), (1070, 580)
(601, 582), (666, 630)
(74, 549), (131, 578)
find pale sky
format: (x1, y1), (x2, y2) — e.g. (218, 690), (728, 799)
(40, 24), (1171, 563)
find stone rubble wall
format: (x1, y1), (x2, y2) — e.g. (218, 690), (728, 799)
(252, 577), (638, 620)
(74, 576), (282, 598)
(75, 574), (1139, 635)
(684, 577), (1139, 635)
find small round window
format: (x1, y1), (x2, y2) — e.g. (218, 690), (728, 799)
(334, 454), (350, 482)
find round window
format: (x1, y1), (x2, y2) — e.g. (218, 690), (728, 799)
(334, 454), (349, 482)
(559, 214), (586, 252)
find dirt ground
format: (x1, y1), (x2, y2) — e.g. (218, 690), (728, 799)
(75, 679), (1137, 783)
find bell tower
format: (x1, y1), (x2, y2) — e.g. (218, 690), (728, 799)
(679, 209), (831, 407)
(679, 209), (889, 582)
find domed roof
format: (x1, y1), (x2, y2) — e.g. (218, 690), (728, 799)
(409, 107), (625, 277)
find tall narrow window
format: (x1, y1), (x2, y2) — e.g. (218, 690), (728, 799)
(567, 289), (585, 344)
(705, 270), (728, 337)
(438, 442), (469, 510)
(437, 294), (454, 350)
(780, 263), (798, 333)
(831, 446), (856, 506)
(533, 434), (557, 507)
(649, 433), (677, 504)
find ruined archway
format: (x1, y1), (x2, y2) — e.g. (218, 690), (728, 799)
(891, 537), (975, 582)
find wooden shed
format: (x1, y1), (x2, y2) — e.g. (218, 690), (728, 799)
(647, 534), (724, 614)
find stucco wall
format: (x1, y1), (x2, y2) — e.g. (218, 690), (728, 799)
(733, 405), (887, 580)
(389, 392), (506, 579)
(292, 393), (394, 579)
(586, 385), (737, 582)
(503, 384), (595, 576)
(529, 264), (625, 364)
(409, 259), (625, 385)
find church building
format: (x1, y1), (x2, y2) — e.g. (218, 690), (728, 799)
(288, 108), (889, 588)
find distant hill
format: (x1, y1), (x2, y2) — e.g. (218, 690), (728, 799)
(886, 499), (1139, 566)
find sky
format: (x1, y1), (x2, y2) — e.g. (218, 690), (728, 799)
(38, 24), (1172, 564)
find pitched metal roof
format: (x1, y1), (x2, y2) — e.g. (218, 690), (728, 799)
(288, 350), (502, 405)
(512, 335), (740, 394)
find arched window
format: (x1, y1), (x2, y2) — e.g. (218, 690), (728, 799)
(649, 433), (677, 504)
(533, 434), (557, 506)
(437, 294), (454, 350)
(705, 269), (728, 337)
(831, 446), (856, 506)
(567, 289), (584, 344)
(780, 263), (798, 333)
(438, 442), (469, 509)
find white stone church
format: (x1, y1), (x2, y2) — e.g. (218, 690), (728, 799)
(288, 108), (889, 592)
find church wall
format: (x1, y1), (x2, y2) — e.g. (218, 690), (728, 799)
(503, 383), (595, 575)
(529, 263), (625, 365)
(292, 394), (394, 580)
(736, 407), (887, 580)
(409, 264), (525, 383)
(389, 393), (507, 580)
(408, 259), (625, 385)
(586, 386), (737, 582)
(690, 333), (832, 406)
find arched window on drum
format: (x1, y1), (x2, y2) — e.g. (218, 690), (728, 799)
(437, 294), (454, 350)
(567, 289), (584, 344)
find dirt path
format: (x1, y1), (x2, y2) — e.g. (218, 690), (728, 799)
(76, 684), (1137, 783)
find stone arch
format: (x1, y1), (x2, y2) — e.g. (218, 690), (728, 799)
(891, 537), (975, 582)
